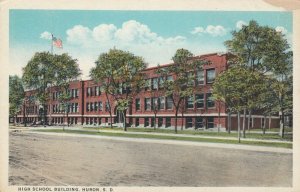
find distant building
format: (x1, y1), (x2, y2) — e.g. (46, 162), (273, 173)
(15, 53), (280, 130)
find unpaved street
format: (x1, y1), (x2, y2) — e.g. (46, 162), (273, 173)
(9, 131), (292, 186)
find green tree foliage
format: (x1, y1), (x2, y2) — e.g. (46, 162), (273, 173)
(90, 48), (147, 131)
(22, 52), (81, 127)
(156, 48), (207, 133)
(224, 20), (292, 137)
(9, 75), (25, 124)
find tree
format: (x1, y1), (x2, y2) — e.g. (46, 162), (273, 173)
(90, 48), (147, 131)
(225, 20), (292, 137)
(22, 52), (56, 126)
(213, 66), (267, 142)
(156, 48), (207, 133)
(9, 75), (25, 125)
(22, 52), (81, 128)
(53, 53), (81, 130)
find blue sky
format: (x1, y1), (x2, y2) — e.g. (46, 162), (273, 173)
(10, 10), (292, 79)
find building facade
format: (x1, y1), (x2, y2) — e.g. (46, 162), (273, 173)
(15, 53), (280, 131)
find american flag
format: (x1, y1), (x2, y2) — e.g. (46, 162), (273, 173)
(52, 36), (63, 48)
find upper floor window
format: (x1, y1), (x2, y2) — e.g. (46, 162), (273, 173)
(196, 70), (204, 85)
(186, 96), (194, 109)
(87, 87), (91, 97)
(145, 79), (151, 91)
(145, 98), (151, 111)
(206, 69), (216, 84)
(206, 93), (215, 108)
(95, 86), (101, 96)
(135, 98), (141, 111)
(159, 97), (165, 110)
(166, 75), (173, 82)
(158, 77), (164, 88)
(152, 97), (159, 110)
(152, 78), (158, 90)
(195, 94), (204, 108)
(166, 96), (173, 110)
(98, 101), (103, 111)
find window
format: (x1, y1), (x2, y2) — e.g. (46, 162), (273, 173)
(159, 97), (165, 110)
(186, 118), (193, 128)
(158, 77), (164, 88)
(145, 79), (151, 91)
(207, 117), (214, 128)
(135, 118), (140, 127)
(94, 102), (98, 111)
(145, 118), (150, 127)
(87, 87), (91, 97)
(86, 102), (90, 112)
(158, 117), (163, 127)
(206, 93), (215, 108)
(196, 94), (204, 108)
(166, 117), (171, 128)
(166, 96), (173, 110)
(99, 101), (103, 111)
(72, 103), (75, 113)
(195, 117), (204, 128)
(152, 97), (158, 110)
(196, 70), (204, 85)
(95, 86), (100, 96)
(145, 98), (151, 111)
(75, 89), (79, 98)
(152, 78), (158, 90)
(105, 101), (110, 112)
(206, 69), (216, 84)
(151, 117), (155, 127)
(186, 96), (194, 109)
(135, 98), (141, 111)
(75, 103), (78, 113)
(90, 102), (94, 111)
(166, 75), (173, 81)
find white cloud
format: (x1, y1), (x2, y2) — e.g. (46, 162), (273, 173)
(40, 31), (52, 40)
(191, 25), (227, 36)
(275, 26), (288, 35)
(236, 20), (248, 29)
(92, 24), (117, 42)
(66, 20), (186, 46)
(66, 25), (92, 45)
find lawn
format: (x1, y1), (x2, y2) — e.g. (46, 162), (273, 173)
(82, 127), (293, 141)
(34, 129), (293, 149)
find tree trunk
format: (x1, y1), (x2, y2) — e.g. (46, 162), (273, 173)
(247, 110), (252, 132)
(23, 104), (27, 127)
(175, 108), (179, 134)
(279, 110), (285, 138)
(263, 115), (266, 135)
(237, 111), (241, 143)
(122, 110), (127, 131)
(181, 111), (184, 131)
(218, 103), (221, 133)
(105, 93), (113, 129)
(154, 113), (157, 130)
(242, 108), (246, 138)
(43, 103), (46, 127)
(67, 111), (69, 127)
(227, 111), (231, 134)
(268, 113), (271, 130)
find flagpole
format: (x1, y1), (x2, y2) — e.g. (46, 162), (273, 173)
(51, 33), (54, 54)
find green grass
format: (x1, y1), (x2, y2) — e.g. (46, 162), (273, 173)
(34, 129), (293, 149)
(82, 127), (293, 141)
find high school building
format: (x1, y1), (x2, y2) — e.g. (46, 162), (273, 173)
(15, 53), (280, 130)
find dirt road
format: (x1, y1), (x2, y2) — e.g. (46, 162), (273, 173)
(9, 131), (292, 186)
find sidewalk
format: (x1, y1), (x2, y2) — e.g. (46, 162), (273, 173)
(10, 125), (292, 144)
